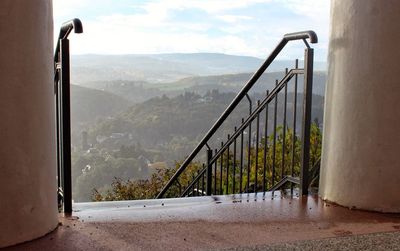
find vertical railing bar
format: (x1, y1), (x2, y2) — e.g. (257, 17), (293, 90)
(196, 176), (200, 196)
(214, 149), (217, 195)
(58, 49), (65, 203)
(58, 76), (65, 205)
(206, 149), (213, 196)
(186, 180), (190, 197)
(220, 142), (224, 194)
(282, 69), (288, 181)
(300, 48), (314, 196)
(202, 164), (205, 196)
(226, 136), (230, 194)
(194, 179), (197, 197)
(246, 96), (252, 194)
(272, 80), (279, 191)
(233, 127), (237, 194)
(240, 118), (244, 194)
(263, 90), (269, 194)
(291, 59), (299, 195)
(192, 174), (196, 197)
(189, 176), (192, 197)
(60, 39), (72, 214)
(255, 100), (260, 195)
(247, 123), (251, 193)
(55, 74), (61, 200)
(56, 77), (63, 193)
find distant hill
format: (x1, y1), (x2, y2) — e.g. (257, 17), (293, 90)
(77, 80), (169, 104)
(71, 53), (327, 83)
(156, 71), (326, 96)
(86, 90), (324, 162)
(78, 71), (326, 103)
(71, 85), (131, 130)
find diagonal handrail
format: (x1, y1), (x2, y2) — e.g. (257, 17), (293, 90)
(268, 157), (321, 193)
(156, 31), (317, 199)
(180, 68), (302, 196)
(208, 68), (302, 166)
(267, 176), (300, 192)
(181, 168), (207, 196)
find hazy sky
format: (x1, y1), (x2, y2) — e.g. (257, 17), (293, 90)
(53, 0), (330, 61)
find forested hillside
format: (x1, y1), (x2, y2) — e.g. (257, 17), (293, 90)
(71, 85), (131, 127)
(68, 53), (327, 202)
(71, 90), (324, 201)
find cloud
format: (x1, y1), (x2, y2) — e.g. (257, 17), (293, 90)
(53, 0), (91, 19)
(217, 15), (253, 23)
(141, 0), (272, 15)
(54, 0), (330, 60)
(278, 0), (330, 19)
(68, 20), (258, 56)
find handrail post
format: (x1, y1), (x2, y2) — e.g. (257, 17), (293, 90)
(55, 18), (82, 213)
(300, 48), (314, 196)
(206, 149), (213, 196)
(55, 71), (62, 206)
(60, 38), (72, 214)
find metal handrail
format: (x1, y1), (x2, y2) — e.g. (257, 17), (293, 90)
(54, 18), (83, 214)
(180, 68), (303, 196)
(55, 18), (83, 56)
(181, 168), (207, 196)
(208, 68), (303, 166)
(156, 30), (317, 199)
(284, 31), (317, 43)
(54, 19), (83, 81)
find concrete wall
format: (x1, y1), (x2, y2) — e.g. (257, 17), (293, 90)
(0, 0), (58, 247)
(320, 0), (400, 212)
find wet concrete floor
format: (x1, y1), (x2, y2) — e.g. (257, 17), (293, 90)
(4, 193), (400, 250)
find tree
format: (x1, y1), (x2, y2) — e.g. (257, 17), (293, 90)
(92, 122), (322, 201)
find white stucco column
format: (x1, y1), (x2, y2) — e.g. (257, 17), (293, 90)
(0, 0), (58, 247)
(320, 0), (400, 212)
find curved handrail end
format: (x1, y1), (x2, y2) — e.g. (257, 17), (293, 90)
(66, 18), (83, 34)
(284, 30), (318, 44)
(54, 18), (83, 61)
(59, 18), (83, 40)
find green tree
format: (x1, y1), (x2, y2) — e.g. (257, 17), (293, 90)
(92, 122), (322, 201)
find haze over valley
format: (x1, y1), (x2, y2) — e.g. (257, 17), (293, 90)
(70, 53), (326, 201)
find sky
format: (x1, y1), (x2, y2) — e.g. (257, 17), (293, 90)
(53, 0), (330, 61)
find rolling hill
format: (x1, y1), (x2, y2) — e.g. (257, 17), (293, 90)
(71, 53), (327, 84)
(78, 71), (326, 103)
(70, 85), (131, 130)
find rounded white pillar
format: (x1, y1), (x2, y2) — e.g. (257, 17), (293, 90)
(320, 0), (400, 212)
(0, 0), (58, 247)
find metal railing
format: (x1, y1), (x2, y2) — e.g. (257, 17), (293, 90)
(54, 19), (83, 213)
(157, 31), (317, 199)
